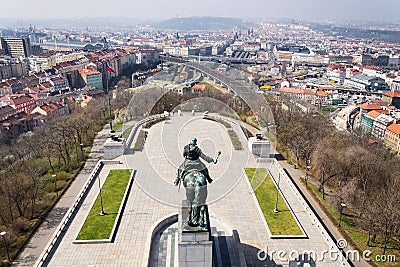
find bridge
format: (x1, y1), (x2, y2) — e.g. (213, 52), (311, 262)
(162, 54), (270, 65)
(160, 56), (277, 126)
(161, 56), (258, 94)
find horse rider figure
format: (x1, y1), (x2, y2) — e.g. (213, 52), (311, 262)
(174, 137), (215, 187)
(174, 137), (220, 227)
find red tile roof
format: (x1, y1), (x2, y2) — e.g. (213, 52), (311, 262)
(10, 96), (34, 106)
(279, 87), (314, 95)
(368, 139), (377, 145)
(0, 82), (10, 88)
(51, 77), (67, 83)
(366, 110), (381, 118)
(361, 103), (382, 110)
(0, 105), (15, 117)
(7, 78), (21, 85)
(40, 81), (54, 89)
(319, 85), (333, 90)
(387, 123), (400, 135)
(316, 91), (329, 97)
(192, 84), (208, 91)
(364, 66), (379, 70)
(385, 91), (400, 98)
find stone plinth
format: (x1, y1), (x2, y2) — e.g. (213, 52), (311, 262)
(178, 202), (213, 267)
(104, 137), (125, 160)
(248, 136), (270, 158)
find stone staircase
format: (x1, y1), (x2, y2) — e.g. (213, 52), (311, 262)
(149, 223), (243, 267)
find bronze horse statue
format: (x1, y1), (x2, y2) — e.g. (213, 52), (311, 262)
(182, 170), (208, 227)
(174, 137), (221, 228)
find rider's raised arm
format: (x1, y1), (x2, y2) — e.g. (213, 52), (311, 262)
(199, 149), (213, 163)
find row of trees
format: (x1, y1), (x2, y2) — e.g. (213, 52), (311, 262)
(0, 96), (114, 263)
(269, 95), (400, 256)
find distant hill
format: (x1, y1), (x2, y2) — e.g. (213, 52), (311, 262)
(0, 17), (149, 30)
(153, 16), (251, 31)
(310, 22), (400, 44)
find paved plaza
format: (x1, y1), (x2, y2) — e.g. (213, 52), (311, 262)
(39, 114), (350, 266)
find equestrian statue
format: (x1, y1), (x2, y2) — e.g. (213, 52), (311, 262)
(174, 137), (221, 228)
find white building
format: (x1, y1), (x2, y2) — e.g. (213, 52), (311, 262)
(372, 113), (394, 140)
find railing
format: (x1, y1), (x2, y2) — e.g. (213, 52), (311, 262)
(125, 114), (168, 151)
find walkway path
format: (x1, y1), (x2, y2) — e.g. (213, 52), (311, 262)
(44, 114), (351, 266)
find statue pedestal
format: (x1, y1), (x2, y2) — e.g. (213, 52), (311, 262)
(178, 202), (213, 267)
(248, 136), (270, 158)
(104, 137), (125, 160)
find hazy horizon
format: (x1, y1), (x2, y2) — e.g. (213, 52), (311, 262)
(1, 0), (399, 23)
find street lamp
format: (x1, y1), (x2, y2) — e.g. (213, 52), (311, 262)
(104, 62), (113, 132)
(107, 87), (112, 132)
(97, 176), (105, 216)
(52, 174), (58, 197)
(305, 159), (311, 186)
(80, 143), (84, 160)
(274, 173), (281, 213)
(339, 203), (346, 227)
(0, 231), (11, 262)
(74, 135), (79, 162)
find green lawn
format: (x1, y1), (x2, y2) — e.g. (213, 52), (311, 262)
(245, 168), (303, 236)
(199, 81), (219, 93)
(76, 169), (132, 240)
(318, 107), (338, 114)
(112, 120), (125, 131)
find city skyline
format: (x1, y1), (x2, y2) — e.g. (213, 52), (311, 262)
(1, 0), (400, 23)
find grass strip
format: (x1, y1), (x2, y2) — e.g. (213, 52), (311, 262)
(133, 130), (147, 151)
(203, 116), (231, 128)
(143, 117), (167, 128)
(203, 116), (243, 150)
(245, 168), (303, 236)
(76, 169), (132, 240)
(228, 129), (243, 150)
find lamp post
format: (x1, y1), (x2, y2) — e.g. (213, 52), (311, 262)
(104, 63), (113, 132)
(339, 203), (346, 227)
(52, 174), (58, 197)
(274, 173), (281, 213)
(97, 176), (105, 216)
(305, 159), (311, 186)
(80, 143), (84, 159)
(74, 135), (79, 163)
(107, 86), (112, 132)
(0, 231), (11, 262)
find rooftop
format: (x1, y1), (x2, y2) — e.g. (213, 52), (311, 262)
(366, 110), (381, 118)
(385, 91), (400, 98)
(79, 68), (101, 76)
(387, 123), (400, 135)
(361, 103), (382, 111)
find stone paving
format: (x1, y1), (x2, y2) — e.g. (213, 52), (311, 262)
(45, 114), (350, 267)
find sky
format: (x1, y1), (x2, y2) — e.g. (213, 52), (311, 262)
(2, 0), (400, 22)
